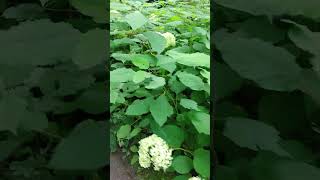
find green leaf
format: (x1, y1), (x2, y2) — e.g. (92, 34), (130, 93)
(223, 117), (290, 156)
(0, 19), (81, 66)
(215, 165), (238, 180)
(188, 111), (210, 135)
(39, 0), (50, 7)
(150, 95), (174, 127)
(215, 0), (320, 20)
(125, 11), (148, 30)
(131, 54), (150, 69)
(49, 120), (107, 170)
(131, 155), (139, 165)
(110, 2), (131, 11)
(0, 94), (28, 134)
(133, 71), (149, 84)
(75, 83), (107, 114)
(193, 148), (210, 178)
(215, 62), (243, 100)
(287, 22), (320, 56)
(177, 72), (205, 91)
(69, 0), (107, 23)
(200, 69), (210, 84)
(72, 29), (106, 69)
(145, 75), (166, 89)
(161, 125), (185, 148)
(0, 137), (21, 161)
(2, 3), (45, 20)
(272, 160), (320, 180)
(128, 128), (141, 139)
(180, 98), (199, 111)
(125, 98), (150, 116)
(258, 93), (307, 135)
(156, 55), (177, 73)
(144, 31), (167, 54)
(117, 125), (131, 139)
(169, 76), (186, 94)
(19, 111), (48, 131)
(167, 51), (210, 68)
(172, 156), (193, 174)
(280, 140), (314, 162)
(298, 70), (320, 105)
(173, 175), (190, 180)
(215, 30), (301, 91)
(110, 68), (135, 83)
(285, 21), (320, 74)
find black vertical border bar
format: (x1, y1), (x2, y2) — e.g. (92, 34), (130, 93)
(106, 0), (111, 178)
(210, 0), (217, 179)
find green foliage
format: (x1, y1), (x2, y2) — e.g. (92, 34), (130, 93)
(214, 0), (320, 179)
(110, 0), (210, 179)
(0, 0), (107, 179)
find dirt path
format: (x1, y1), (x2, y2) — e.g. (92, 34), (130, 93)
(110, 151), (137, 180)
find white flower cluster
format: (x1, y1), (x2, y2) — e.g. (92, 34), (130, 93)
(138, 134), (173, 171)
(161, 32), (176, 47)
(188, 176), (202, 180)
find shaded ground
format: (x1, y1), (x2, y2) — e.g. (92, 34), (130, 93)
(110, 151), (136, 180)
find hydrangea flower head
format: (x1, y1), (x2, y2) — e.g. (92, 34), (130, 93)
(189, 176), (203, 180)
(138, 134), (173, 171)
(161, 32), (176, 47)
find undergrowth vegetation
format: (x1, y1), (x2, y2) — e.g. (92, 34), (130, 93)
(213, 1), (320, 180)
(110, 0), (211, 179)
(0, 0), (107, 179)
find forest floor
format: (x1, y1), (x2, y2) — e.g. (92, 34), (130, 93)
(110, 151), (136, 180)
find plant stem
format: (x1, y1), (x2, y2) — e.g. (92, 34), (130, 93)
(172, 147), (193, 155)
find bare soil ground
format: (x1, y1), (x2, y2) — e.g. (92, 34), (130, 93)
(110, 151), (137, 180)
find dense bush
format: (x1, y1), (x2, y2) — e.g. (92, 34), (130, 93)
(213, 1), (320, 179)
(0, 0), (107, 179)
(110, 0), (211, 179)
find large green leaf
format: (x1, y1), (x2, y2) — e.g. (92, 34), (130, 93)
(172, 156), (193, 174)
(150, 95), (174, 127)
(177, 72), (205, 91)
(215, 62), (243, 100)
(223, 117), (290, 156)
(258, 93), (307, 135)
(110, 68), (135, 83)
(131, 54), (151, 69)
(125, 98), (151, 116)
(144, 31), (167, 54)
(0, 19), (81, 66)
(156, 55), (176, 73)
(167, 51), (210, 68)
(180, 98), (199, 111)
(0, 136), (22, 162)
(298, 70), (320, 105)
(272, 160), (320, 180)
(125, 11), (148, 30)
(193, 148), (210, 178)
(287, 22), (320, 56)
(72, 29), (106, 69)
(215, 0), (320, 20)
(69, 0), (107, 23)
(286, 21), (320, 74)
(188, 111), (210, 135)
(145, 75), (166, 89)
(0, 94), (28, 134)
(117, 124), (131, 139)
(215, 30), (301, 91)
(161, 125), (185, 148)
(133, 71), (149, 84)
(49, 120), (107, 170)
(2, 3), (45, 20)
(75, 83), (107, 114)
